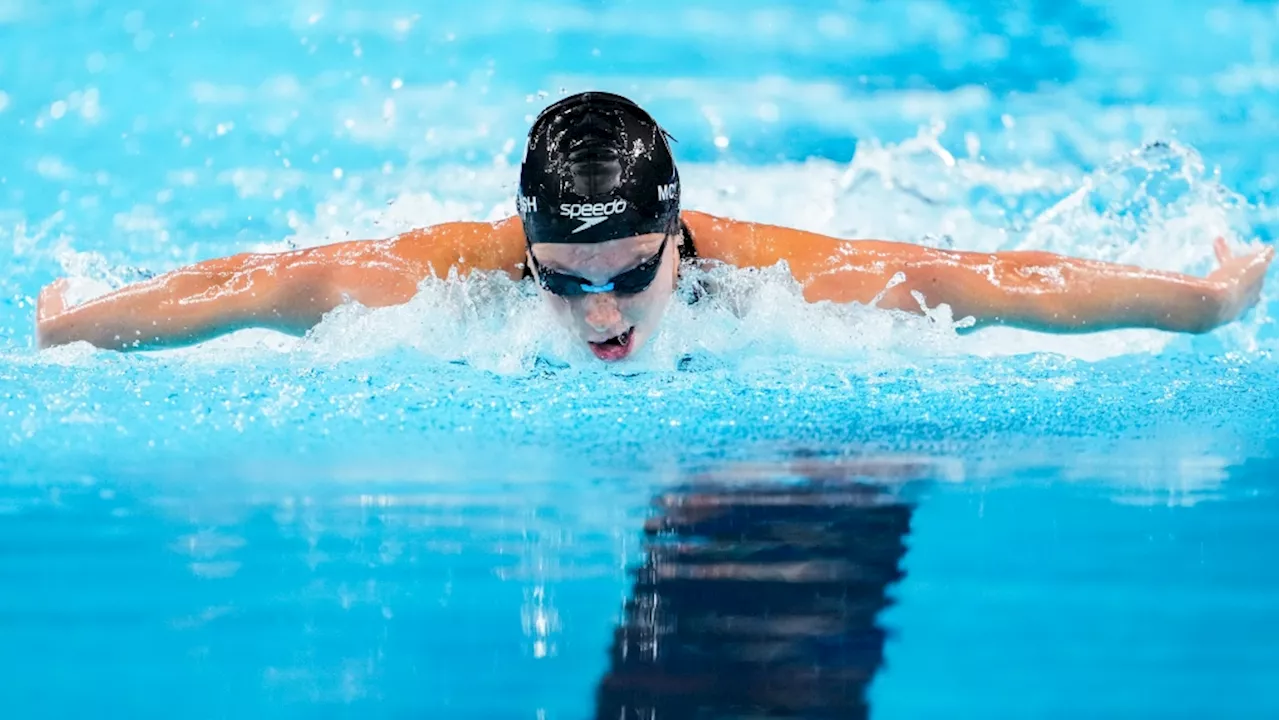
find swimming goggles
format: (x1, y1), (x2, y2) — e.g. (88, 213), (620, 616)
(530, 235), (668, 297)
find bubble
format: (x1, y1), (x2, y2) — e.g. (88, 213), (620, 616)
(122, 10), (145, 34)
(816, 14), (848, 37)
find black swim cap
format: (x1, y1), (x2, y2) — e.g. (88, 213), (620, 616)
(518, 92), (680, 245)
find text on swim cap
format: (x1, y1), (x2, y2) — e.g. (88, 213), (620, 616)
(517, 194), (538, 215)
(559, 199), (628, 219)
(657, 181), (679, 202)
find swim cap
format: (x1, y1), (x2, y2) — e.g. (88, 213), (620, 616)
(518, 92), (680, 245)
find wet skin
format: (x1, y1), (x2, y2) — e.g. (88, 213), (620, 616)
(36, 211), (1275, 356)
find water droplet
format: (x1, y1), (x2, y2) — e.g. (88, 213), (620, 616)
(123, 10), (145, 34)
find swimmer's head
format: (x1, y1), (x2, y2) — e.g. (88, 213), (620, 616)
(518, 91), (680, 245)
(518, 92), (683, 361)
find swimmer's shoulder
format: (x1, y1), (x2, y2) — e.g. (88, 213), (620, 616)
(679, 211), (738, 263)
(680, 211), (911, 277)
(384, 216), (528, 279)
(680, 211), (849, 269)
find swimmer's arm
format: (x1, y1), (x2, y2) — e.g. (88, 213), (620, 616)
(812, 239), (1273, 333)
(685, 212), (1274, 333)
(36, 218), (527, 350)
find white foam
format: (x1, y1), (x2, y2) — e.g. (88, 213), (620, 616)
(29, 120), (1274, 370)
(259, 130), (1266, 367)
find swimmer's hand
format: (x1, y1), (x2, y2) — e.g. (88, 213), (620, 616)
(1202, 238), (1273, 329)
(36, 278), (71, 328)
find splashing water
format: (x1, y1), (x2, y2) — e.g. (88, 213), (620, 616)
(21, 131), (1273, 371)
(0, 2), (1276, 718)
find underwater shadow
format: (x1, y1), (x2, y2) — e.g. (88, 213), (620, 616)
(593, 455), (943, 719)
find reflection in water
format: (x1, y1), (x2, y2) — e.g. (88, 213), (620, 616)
(596, 459), (929, 719)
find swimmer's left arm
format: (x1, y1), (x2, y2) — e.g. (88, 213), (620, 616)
(684, 212), (1274, 334)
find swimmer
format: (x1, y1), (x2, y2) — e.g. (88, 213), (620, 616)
(36, 91), (1274, 360)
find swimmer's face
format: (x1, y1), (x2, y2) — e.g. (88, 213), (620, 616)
(528, 232), (679, 361)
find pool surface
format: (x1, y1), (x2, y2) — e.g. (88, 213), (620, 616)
(1, 1), (1277, 717)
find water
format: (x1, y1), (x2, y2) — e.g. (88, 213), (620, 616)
(1, 0), (1277, 717)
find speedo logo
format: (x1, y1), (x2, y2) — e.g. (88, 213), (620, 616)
(559, 198), (628, 233)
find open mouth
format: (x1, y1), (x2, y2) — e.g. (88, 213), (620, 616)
(588, 327), (635, 361)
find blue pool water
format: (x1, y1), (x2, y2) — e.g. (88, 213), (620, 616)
(1, 0), (1277, 717)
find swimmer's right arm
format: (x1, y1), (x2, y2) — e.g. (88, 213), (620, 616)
(36, 218), (527, 350)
